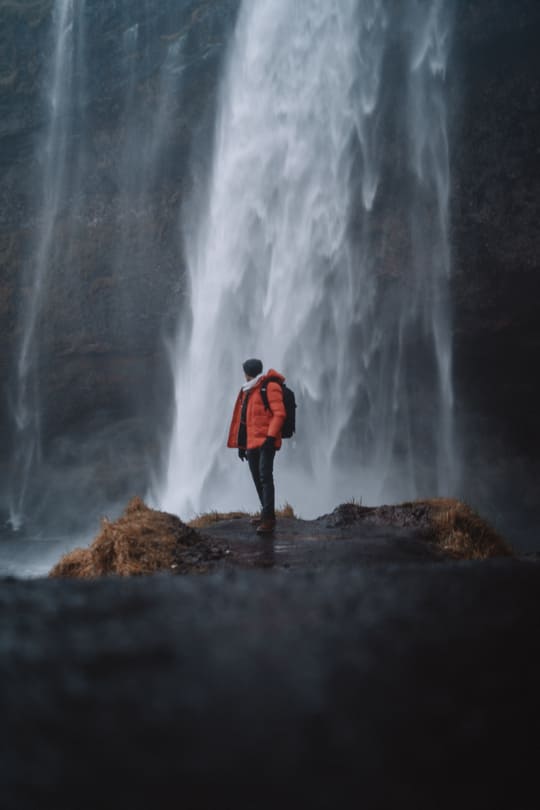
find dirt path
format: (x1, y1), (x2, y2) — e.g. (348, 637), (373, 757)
(205, 514), (449, 571)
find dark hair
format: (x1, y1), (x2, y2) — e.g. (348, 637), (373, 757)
(242, 358), (263, 377)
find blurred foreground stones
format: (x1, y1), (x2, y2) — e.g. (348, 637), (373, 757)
(0, 558), (539, 809)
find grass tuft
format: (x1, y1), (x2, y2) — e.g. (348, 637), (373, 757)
(49, 496), (219, 578)
(188, 502), (297, 528)
(276, 502), (296, 519)
(414, 497), (513, 559)
(188, 510), (250, 529)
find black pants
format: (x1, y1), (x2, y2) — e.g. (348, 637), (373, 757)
(246, 445), (276, 520)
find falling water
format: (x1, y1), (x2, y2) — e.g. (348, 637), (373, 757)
(407, 0), (457, 494)
(111, 13), (186, 309)
(8, 0), (82, 530)
(159, 0), (457, 520)
(6, 1), (198, 533)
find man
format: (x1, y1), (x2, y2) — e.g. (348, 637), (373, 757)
(227, 358), (287, 535)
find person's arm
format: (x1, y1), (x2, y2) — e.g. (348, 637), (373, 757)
(266, 382), (286, 438)
(226, 391), (243, 447)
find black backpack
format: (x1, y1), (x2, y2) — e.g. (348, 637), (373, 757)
(260, 377), (296, 439)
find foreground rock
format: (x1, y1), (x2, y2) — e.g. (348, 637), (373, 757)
(48, 496), (229, 578)
(1, 560), (539, 809)
(49, 496), (512, 578)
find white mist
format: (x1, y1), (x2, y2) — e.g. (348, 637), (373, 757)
(158, 0), (458, 520)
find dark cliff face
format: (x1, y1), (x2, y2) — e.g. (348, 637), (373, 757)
(0, 0), (539, 545)
(449, 0), (540, 547)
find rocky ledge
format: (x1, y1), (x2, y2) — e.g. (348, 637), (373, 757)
(48, 495), (513, 579)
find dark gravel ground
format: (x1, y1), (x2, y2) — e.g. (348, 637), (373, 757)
(205, 514), (449, 571)
(1, 557), (539, 810)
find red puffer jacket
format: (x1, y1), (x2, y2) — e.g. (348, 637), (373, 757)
(227, 369), (287, 450)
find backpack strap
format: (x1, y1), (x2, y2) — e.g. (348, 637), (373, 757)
(237, 389), (251, 448)
(260, 377), (282, 411)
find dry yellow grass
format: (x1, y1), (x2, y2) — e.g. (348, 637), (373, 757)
(331, 497), (512, 560)
(277, 502), (296, 519)
(188, 502), (296, 529)
(49, 496), (214, 578)
(188, 510), (250, 529)
(414, 498), (513, 560)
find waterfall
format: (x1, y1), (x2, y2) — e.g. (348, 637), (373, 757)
(6, 1), (195, 533)
(159, 0), (457, 521)
(8, 0), (83, 531)
(407, 0), (457, 494)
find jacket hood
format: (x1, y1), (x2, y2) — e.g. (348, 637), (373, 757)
(262, 368), (285, 383)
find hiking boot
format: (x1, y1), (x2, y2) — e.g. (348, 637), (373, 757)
(256, 519), (276, 535)
(249, 515), (262, 525)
